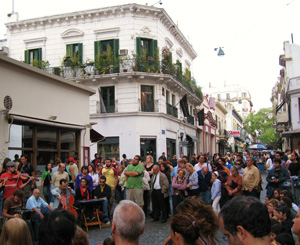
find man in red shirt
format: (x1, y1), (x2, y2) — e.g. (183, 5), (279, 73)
(0, 161), (34, 202)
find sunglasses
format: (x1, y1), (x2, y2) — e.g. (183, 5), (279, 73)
(99, 181), (105, 183)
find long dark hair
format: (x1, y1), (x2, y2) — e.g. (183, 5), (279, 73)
(45, 163), (53, 171)
(88, 164), (96, 174)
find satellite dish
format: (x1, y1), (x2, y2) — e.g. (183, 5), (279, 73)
(3, 95), (13, 112)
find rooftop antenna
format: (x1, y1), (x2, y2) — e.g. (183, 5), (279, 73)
(151, 0), (163, 6)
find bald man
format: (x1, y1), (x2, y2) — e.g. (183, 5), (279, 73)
(112, 200), (145, 245)
(26, 189), (52, 223)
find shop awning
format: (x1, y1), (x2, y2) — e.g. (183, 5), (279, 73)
(282, 129), (300, 137)
(90, 129), (106, 143)
(235, 144), (244, 152)
(187, 134), (199, 142)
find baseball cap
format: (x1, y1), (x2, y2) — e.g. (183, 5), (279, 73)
(275, 205), (291, 216)
(6, 161), (16, 167)
(68, 157), (76, 163)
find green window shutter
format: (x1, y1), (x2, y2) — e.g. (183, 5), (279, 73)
(78, 43), (83, 64)
(136, 37), (142, 55)
(94, 41), (100, 63)
(113, 39), (119, 72)
(150, 39), (157, 57)
(66, 44), (72, 57)
(24, 50), (30, 64)
(38, 48), (42, 61)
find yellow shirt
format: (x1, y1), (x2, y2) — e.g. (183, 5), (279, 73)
(101, 168), (116, 188)
(242, 165), (260, 191)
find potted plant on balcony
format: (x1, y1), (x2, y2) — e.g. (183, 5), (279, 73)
(132, 53), (141, 71)
(161, 46), (172, 74)
(62, 53), (80, 77)
(119, 55), (130, 72)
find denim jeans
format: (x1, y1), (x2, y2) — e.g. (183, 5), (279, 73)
(43, 186), (52, 204)
(34, 207), (51, 223)
(199, 189), (211, 205)
(102, 198), (108, 217)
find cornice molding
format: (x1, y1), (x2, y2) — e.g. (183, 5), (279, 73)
(6, 4), (197, 59)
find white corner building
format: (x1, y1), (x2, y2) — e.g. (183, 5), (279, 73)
(2, 4), (205, 161)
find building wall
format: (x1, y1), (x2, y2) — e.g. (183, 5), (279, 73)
(0, 55), (94, 168)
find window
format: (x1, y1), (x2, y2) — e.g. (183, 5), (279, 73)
(141, 85), (154, 112)
(226, 93), (230, 100)
(94, 39), (119, 73)
(97, 137), (119, 161)
(242, 92), (247, 97)
(66, 43), (83, 65)
(217, 94), (221, 101)
(190, 105), (193, 116)
(24, 48), (42, 67)
(101, 86), (115, 113)
(8, 123), (79, 172)
(136, 38), (157, 58)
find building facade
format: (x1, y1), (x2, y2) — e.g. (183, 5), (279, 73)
(205, 82), (253, 120)
(0, 54), (95, 172)
(3, 4), (203, 161)
(272, 41), (300, 151)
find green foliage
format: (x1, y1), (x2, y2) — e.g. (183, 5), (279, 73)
(95, 45), (116, 74)
(244, 108), (280, 148)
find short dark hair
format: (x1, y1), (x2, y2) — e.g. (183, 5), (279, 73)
(220, 196), (271, 238)
(276, 151), (283, 158)
(274, 158), (282, 164)
(122, 154), (126, 159)
(135, 155), (141, 161)
(13, 189), (24, 199)
(20, 154), (27, 159)
(81, 166), (88, 172)
(38, 210), (76, 245)
(100, 176), (106, 182)
(59, 179), (68, 185)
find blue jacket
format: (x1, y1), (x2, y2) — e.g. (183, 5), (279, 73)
(211, 179), (221, 200)
(197, 170), (212, 192)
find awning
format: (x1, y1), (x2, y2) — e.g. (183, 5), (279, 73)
(90, 129), (106, 143)
(235, 144), (244, 152)
(282, 129), (300, 137)
(187, 134), (199, 142)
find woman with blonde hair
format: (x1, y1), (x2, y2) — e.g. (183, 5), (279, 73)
(0, 218), (32, 245)
(185, 163), (199, 197)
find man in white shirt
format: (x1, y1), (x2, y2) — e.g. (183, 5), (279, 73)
(194, 154), (212, 172)
(150, 165), (169, 223)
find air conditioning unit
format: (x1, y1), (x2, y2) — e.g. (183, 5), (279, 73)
(119, 49), (128, 55)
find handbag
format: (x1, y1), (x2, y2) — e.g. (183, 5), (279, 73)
(229, 180), (238, 189)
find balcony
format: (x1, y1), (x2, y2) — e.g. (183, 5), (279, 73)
(219, 129), (228, 141)
(139, 99), (159, 112)
(166, 103), (178, 118)
(187, 115), (194, 125)
(42, 57), (203, 101)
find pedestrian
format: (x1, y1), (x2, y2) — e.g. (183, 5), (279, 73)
(219, 196), (271, 245)
(185, 163), (199, 197)
(111, 200), (145, 245)
(171, 169), (187, 213)
(41, 162), (52, 204)
(211, 171), (221, 213)
(124, 155), (144, 208)
(225, 165), (242, 199)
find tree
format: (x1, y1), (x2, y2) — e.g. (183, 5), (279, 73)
(244, 108), (280, 148)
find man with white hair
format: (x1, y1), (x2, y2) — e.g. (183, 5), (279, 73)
(111, 200), (145, 245)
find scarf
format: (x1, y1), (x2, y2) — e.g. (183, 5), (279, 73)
(80, 186), (89, 200)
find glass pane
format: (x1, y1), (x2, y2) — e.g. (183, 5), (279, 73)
(98, 137), (119, 161)
(8, 124), (33, 148)
(36, 151), (57, 173)
(61, 130), (76, 150)
(141, 86), (154, 112)
(37, 127), (57, 149)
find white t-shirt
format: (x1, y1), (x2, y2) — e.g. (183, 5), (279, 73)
(266, 159), (273, 170)
(194, 162), (212, 172)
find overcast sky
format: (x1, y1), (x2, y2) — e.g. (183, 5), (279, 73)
(1, 0), (299, 112)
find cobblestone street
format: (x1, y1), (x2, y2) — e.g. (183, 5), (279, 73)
(86, 173), (268, 245)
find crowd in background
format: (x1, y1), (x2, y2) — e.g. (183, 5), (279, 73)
(1, 149), (300, 244)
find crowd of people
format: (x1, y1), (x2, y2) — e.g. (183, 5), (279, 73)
(0, 149), (300, 244)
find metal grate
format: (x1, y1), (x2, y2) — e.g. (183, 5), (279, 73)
(3, 95), (12, 111)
